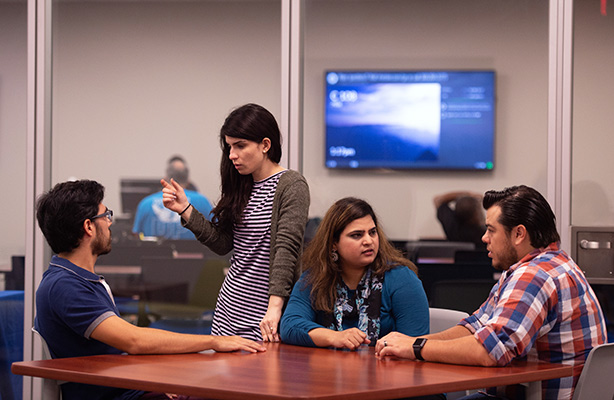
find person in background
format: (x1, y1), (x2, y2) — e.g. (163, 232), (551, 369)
(162, 103), (310, 342)
(35, 180), (265, 400)
(133, 155), (213, 240)
(280, 197), (429, 350)
(378, 185), (606, 400)
(434, 190), (486, 249)
(168, 155), (199, 192)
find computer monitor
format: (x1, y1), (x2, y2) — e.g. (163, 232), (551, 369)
(120, 178), (162, 215)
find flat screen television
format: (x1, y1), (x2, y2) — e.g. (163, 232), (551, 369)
(325, 70), (495, 170)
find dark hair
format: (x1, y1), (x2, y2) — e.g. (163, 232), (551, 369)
(302, 197), (417, 312)
(483, 185), (560, 248)
(166, 155), (190, 185)
(36, 180), (105, 254)
(167, 155), (186, 164)
(212, 103), (282, 230)
(455, 196), (481, 225)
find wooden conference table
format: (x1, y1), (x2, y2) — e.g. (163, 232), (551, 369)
(12, 342), (573, 400)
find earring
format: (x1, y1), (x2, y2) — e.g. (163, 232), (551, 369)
(331, 249), (339, 262)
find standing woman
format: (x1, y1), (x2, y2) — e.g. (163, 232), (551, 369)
(162, 103), (310, 341)
(280, 197), (429, 349)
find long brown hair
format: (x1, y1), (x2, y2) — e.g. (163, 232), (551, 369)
(302, 197), (417, 312)
(211, 104), (282, 231)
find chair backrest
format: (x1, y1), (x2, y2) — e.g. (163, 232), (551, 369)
(454, 250), (491, 265)
(406, 240), (475, 261)
(429, 307), (469, 334)
(189, 258), (229, 309)
(571, 342), (614, 400)
(430, 279), (495, 315)
(140, 256), (206, 303)
(417, 262), (496, 302)
(31, 328), (62, 400)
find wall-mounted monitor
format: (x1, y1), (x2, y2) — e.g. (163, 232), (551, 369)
(325, 70), (495, 170)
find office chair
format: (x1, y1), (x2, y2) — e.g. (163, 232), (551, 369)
(31, 328), (63, 400)
(454, 249), (491, 265)
(571, 342), (614, 400)
(429, 307), (469, 333)
(430, 279), (494, 315)
(146, 258), (227, 334)
(427, 308), (474, 400)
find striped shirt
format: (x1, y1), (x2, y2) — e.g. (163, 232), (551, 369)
(211, 170), (286, 340)
(460, 242), (607, 400)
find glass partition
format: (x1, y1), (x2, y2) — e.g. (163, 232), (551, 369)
(50, 0), (282, 329)
(571, 1), (614, 227)
(0, 0), (27, 398)
(571, 0), (614, 341)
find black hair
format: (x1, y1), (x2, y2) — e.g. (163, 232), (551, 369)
(166, 156), (190, 185)
(167, 155), (186, 164)
(36, 180), (105, 254)
(455, 196), (481, 225)
(483, 185), (560, 248)
(212, 103), (282, 230)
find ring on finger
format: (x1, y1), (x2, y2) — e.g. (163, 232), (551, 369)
(384, 340), (388, 347)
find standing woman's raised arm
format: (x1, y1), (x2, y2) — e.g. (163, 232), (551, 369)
(161, 178), (190, 217)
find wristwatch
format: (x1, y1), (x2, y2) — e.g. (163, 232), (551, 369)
(413, 338), (427, 361)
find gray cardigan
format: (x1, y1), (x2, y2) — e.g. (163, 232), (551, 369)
(182, 170), (310, 299)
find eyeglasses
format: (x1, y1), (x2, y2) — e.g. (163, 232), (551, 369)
(91, 209), (113, 223)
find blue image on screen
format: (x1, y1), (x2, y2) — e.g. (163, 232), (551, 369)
(325, 71), (495, 170)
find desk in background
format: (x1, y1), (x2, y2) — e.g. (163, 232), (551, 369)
(12, 342), (573, 400)
(0, 290), (23, 400)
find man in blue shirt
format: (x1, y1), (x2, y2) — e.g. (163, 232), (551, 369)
(35, 180), (264, 400)
(133, 156), (213, 239)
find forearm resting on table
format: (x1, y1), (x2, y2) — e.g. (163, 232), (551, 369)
(308, 327), (369, 349)
(92, 316), (220, 354)
(92, 315), (266, 354)
(426, 325), (473, 341)
(308, 328), (339, 348)
(423, 334), (496, 367)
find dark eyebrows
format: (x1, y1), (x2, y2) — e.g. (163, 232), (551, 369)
(347, 226), (377, 236)
(226, 138), (246, 146)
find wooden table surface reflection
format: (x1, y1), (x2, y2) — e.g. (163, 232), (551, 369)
(12, 342), (573, 399)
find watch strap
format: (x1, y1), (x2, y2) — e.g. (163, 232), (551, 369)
(413, 337), (427, 361)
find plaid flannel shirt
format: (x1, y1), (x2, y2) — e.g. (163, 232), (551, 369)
(460, 242), (607, 400)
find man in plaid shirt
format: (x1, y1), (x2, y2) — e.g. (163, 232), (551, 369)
(376, 185), (606, 400)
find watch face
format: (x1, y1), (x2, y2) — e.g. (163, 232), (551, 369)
(414, 338), (427, 347)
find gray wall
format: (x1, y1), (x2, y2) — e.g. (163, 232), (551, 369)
(50, 0), (553, 241)
(571, 2), (614, 227)
(301, 0), (549, 239)
(0, 2), (27, 269)
(51, 0), (282, 218)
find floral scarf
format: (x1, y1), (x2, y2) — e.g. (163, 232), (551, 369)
(321, 268), (383, 343)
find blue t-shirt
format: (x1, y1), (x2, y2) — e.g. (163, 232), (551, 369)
(280, 266), (430, 347)
(132, 190), (213, 239)
(34, 255), (144, 400)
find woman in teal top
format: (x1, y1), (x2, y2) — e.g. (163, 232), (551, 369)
(280, 197), (429, 349)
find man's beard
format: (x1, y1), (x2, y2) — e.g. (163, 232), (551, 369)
(492, 237), (519, 271)
(91, 225), (112, 256)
